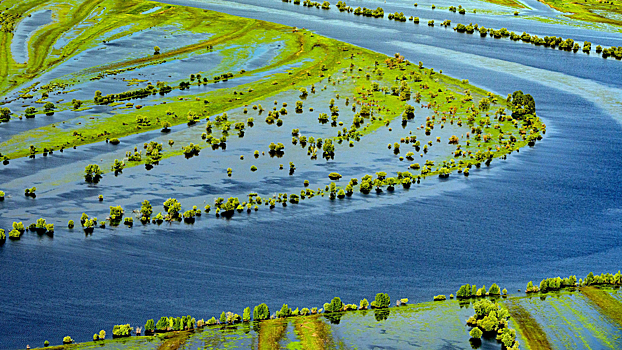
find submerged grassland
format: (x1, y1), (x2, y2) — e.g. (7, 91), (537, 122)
(25, 286), (622, 350)
(538, 0), (622, 27)
(0, 0), (546, 235)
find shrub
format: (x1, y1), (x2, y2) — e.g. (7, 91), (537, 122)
(44, 340), (49, 347)
(253, 303), (270, 320)
(328, 172), (342, 180)
(145, 319), (155, 332)
(99, 330), (106, 340)
(374, 293), (390, 308)
(109, 205), (124, 225)
(488, 283), (501, 295)
(84, 164), (103, 183)
(63, 336), (73, 344)
(109, 138), (120, 145)
(325, 297), (343, 313)
(470, 327), (482, 339)
(155, 317), (169, 331)
(433, 295), (446, 301)
(243, 307), (251, 322)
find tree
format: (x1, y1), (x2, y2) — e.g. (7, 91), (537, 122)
(112, 324), (132, 337)
(163, 198), (181, 218)
(44, 102), (55, 112)
(156, 317), (169, 331)
(112, 159), (125, 174)
(84, 164), (103, 183)
(154, 46), (160, 54)
(220, 312), (227, 324)
(374, 293), (390, 308)
(585, 272), (595, 286)
(325, 297), (343, 313)
(488, 283), (501, 295)
(0, 107), (11, 122)
(99, 330), (106, 340)
(140, 200), (153, 219)
(469, 327), (482, 339)
(145, 319), (155, 332)
(71, 99), (82, 110)
(25, 107), (36, 117)
(478, 98), (490, 111)
(243, 307), (251, 322)
(508, 90), (535, 118)
(360, 298), (369, 310)
(253, 303), (270, 320)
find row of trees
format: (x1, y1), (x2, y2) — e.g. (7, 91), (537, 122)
(526, 271), (622, 293)
(456, 283), (507, 299)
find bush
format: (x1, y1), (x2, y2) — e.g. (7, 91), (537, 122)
(433, 295), (446, 301)
(156, 317), (169, 331)
(488, 283), (501, 295)
(84, 164), (103, 183)
(109, 138), (120, 145)
(470, 327), (482, 339)
(253, 303), (270, 320)
(44, 340), (49, 347)
(325, 297), (343, 313)
(145, 319), (155, 332)
(374, 293), (390, 308)
(63, 336), (73, 344)
(328, 172), (342, 180)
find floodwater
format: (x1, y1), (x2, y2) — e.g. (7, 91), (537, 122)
(1, 0), (622, 348)
(10, 10), (53, 64)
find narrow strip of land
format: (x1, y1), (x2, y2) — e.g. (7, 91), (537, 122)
(504, 300), (554, 350)
(581, 286), (622, 327)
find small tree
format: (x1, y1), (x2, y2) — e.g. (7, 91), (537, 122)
(154, 46), (161, 55)
(99, 330), (106, 340)
(156, 317), (169, 331)
(469, 327), (482, 339)
(253, 303), (270, 320)
(84, 164), (103, 183)
(243, 307), (251, 322)
(374, 293), (390, 308)
(145, 319), (155, 332)
(44, 102), (55, 111)
(0, 107), (12, 122)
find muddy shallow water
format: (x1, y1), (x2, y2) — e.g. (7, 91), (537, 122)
(1, 0), (622, 348)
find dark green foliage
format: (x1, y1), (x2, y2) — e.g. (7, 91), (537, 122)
(488, 283), (501, 295)
(144, 319), (155, 332)
(156, 317), (169, 331)
(325, 297), (343, 313)
(253, 303), (270, 320)
(112, 324), (132, 337)
(374, 293), (390, 308)
(276, 304), (292, 318)
(456, 284), (473, 299)
(508, 90), (536, 119)
(0, 107), (11, 122)
(84, 164), (103, 183)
